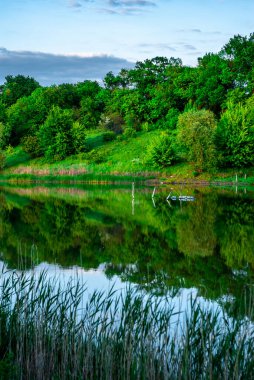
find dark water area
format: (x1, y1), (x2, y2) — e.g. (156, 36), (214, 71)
(0, 183), (254, 319)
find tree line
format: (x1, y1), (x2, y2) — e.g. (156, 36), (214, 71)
(0, 33), (254, 172)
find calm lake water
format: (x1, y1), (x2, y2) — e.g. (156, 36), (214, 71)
(0, 183), (254, 319)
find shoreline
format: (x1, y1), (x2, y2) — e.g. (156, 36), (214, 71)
(1, 171), (254, 187)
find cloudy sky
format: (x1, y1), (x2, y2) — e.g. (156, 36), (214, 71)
(0, 0), (253, 85)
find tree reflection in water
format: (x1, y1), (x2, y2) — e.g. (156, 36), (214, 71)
(0, 185), (254, 318)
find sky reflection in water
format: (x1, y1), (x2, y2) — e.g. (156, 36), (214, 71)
(0, 184), (253, 320)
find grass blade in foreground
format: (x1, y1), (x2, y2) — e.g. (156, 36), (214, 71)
(0, 270), (253, 379)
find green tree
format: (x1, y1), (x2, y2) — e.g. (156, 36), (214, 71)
(129, 57), (182, 92)
(0, 122), (11, 149)
(104, 71), (129, 90)
(177, 109), (217, 171)
(38, 106), (75, 161)
(165, 108), (180, 130)
(7, 88), (49, 145)
(53, 83), (80, 108)
(103, 88), (142, 132)
(118, 89), (144, 129)
(0, 101), (7, 123)
(77, 81), (105, 128)
(220, 33), (254, 91)
(195, 53), (234, 114)
(71, 121), (87, 153)
(1, 75), (40, 107)
(80, 97), (101, 128)
(216, 97), (254, 167)
(173, 66), (197, 110)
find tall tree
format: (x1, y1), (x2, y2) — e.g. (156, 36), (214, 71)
(195, 53), (234, 114)
(128, 57), (182, 95)
(1, 75), (40, 107)
(177, 109), (217, 172)
(216, 96), (254, 167)
(38, 106), (75, 161)
(7, 88), (48, 145)
(220, 33), (254, 92)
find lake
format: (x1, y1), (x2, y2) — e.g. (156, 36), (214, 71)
(1, 182), (254, 378)
(0, 182), (254, 315)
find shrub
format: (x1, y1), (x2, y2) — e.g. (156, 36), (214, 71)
(0, 122), (11, 150)
(216, 98), (254, 167)
(5, 145), (14, 155)
(0, 150), (6, 170)
(141, 122), (150, 132)
(102, 131), (116, 142)
(38, 106), (74, 161)
(123, 127), (136, 139)
(146, 134), (178, 168)
(165, 108), (180, 130)
(71, 121), (87, 153)
(21, 135), (42, 158)
(52, 131), (70, 161)
(85, 149), (105, 164)
(177, 109), (217, 172)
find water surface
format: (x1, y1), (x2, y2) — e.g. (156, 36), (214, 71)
(0, 183), (254, 319)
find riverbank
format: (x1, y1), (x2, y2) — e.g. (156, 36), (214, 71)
(1, 133), (254, 186)
(1, 169), (254, 187)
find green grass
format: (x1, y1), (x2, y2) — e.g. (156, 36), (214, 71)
(212, 169), (254, 184)
(86, 129), (108, 150)
(0, 269), (254, 379)
(4, 146), (30, 168)
(1, 131), (254, 185)
(89, 130), (161, 174)
(1, 130), (162, 181)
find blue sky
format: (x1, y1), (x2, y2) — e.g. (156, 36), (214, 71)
(0, 0), (253, 85)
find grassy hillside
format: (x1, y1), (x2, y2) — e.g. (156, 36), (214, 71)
(3, 130), (161, 177)
(1, 129), (254, 185)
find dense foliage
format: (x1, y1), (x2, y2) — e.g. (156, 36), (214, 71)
(0, 33), (253, 170)
(177, 109), (217, 171)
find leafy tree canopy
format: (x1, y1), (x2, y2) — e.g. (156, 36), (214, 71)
(0, 75), (40, 107)
(177, 109), (217, 172)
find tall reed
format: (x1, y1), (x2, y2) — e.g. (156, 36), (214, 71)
(0, 269), (253, 379)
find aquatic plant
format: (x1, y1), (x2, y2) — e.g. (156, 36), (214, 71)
(0, 270), (253, 379)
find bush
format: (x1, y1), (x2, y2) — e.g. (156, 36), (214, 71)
(177, 109), (217, 172)
(85, 149), (105, 164)
(146, 134), (178, 168)
(216, 98), (254, 167)
(71, 121), (87, 153)
(0, 150), (6, 170)
(5, 145), (14, 155)
(123, 127), (136, 139)
(165, 108), (180, 130)
(38, 106), (74, 161)
(0, 122), (11, 150)
(102, 131), (116, 142)
(141, 122), (150, 132)
(21, 135), (42, 158)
